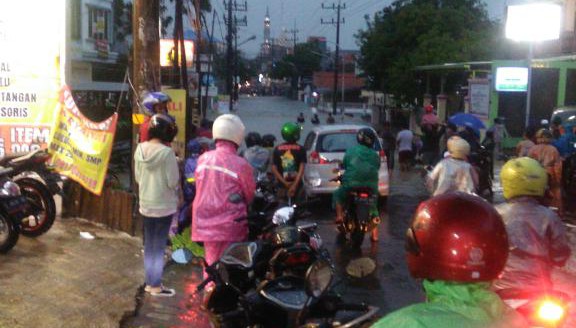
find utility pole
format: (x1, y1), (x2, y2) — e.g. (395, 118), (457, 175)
(234, 14), (247, 103)
(194, 0), (202, 123)
(322, 1), (345, 115)
(132, 0), (159, 189)
(224, 0), (247, 112)
(287, 20), (299, 52)
(202, 10), (216, 119)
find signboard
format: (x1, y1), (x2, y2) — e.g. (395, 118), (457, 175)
(49, 86), (117, 195)
(163, 89), (187, 157)
(495, 67), (528, 92)
(0, 1), (65, 157)
(506, 4), (561, 42)
(469, 79), (490, 116)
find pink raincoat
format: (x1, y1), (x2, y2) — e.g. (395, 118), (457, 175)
(192, 141), (256, 242)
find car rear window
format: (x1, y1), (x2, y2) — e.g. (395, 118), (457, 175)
(317, 131), (381, 152)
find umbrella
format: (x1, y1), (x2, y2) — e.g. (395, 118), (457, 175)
(448, 113), (486, 130)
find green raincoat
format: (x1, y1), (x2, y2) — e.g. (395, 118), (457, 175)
(333, 144), (380, 213)
(371, 280), (528, 328)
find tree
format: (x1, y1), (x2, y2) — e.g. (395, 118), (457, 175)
(356, 0), (498, 103)
(271, 41), (323, 80)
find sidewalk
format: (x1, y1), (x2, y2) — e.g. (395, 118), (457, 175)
(0, 217), (144, 328)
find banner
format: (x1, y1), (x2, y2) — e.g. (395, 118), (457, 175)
(0, 1), (65, 157)
(49, 86), (117, 195)
(163, 89), (186, 157)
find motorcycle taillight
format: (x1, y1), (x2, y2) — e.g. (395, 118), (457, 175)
(533, 298), (567, 326)
(358, 192), (370, 198)
(284, 252), (311, 266)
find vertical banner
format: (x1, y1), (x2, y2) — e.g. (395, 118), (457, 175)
(0, 1), (65, 157)
(49, 87), (117, 195)
(163, 89), (186, 157)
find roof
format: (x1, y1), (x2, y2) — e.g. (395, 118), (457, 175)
(415, 61), (492, 71)
(310, 123), (373, 133)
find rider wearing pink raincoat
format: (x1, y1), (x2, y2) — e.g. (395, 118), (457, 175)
(192, 114), (256, 273)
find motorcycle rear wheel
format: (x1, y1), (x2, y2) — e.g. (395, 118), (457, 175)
(17, 178), (56, 237)
(0, 213), (20, 253)
(350, 230), (365, 249)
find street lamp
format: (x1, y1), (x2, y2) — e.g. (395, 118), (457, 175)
(505, 2), (562, 128)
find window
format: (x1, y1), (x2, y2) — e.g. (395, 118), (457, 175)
(304, 132), (316, 150)
(317, 131), (381, 152)
(71, 0), (81, 40)
(88, 7), (111, 41)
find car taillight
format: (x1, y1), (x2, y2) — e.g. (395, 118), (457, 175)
(379, 150), (387, 163)
(310, 151), (329, 164)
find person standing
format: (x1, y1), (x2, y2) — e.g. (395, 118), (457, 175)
(528, 129), (564, 216)
(192, 114), (256, 280)
(515, 126), (536, 157)
(380, 122), (396, 171)
(396, 125), (414, 172)
(134, 114), (180, 297)
(489, 118), (509, 160)
(272, 122), (307, 202)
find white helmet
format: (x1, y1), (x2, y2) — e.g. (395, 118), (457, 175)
(212, 114), (245, 146)
(447, 136), (470, 159)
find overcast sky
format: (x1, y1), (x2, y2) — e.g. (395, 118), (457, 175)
(207, 0), (513, 58)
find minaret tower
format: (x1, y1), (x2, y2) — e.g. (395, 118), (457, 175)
(262, 6), (271, 56)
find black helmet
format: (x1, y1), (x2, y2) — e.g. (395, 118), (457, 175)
(245, 132), (262, 148)
(357, 128), (376, 148)
(261, 134), (277, 148)
(148, 114), (177, 143)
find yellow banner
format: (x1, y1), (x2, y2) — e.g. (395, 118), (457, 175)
(163, 89), (187, 157)
(49, 86), (117, 195)
(0, 1), (65, 157)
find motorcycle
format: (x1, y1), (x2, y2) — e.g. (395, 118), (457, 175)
(470, 146), (493, 201)
(0, 167), (41, 253)
(332, 171), (379, 249)
(198, 205), (327, 316)
(201, 258), (378, 328)
(497, 288), (570, 328)
(0, 149), (60, 236)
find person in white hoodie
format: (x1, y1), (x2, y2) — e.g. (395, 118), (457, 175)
(134, 114), (180, 297)
(426, 136), (477, 196)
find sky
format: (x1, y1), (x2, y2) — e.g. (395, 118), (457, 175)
(208, 0), (512, 59)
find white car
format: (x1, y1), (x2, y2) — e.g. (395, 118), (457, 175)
(302, 124), (389, 200)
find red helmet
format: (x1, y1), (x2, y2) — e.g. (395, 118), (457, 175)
(424, 105), (434, 113)
(406, 192), (508, 282)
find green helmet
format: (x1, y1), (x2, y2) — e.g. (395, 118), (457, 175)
(281, 122), (301, 142)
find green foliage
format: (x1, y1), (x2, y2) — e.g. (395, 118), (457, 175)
(271, 41), (323, 79)
(171, 227), (205, 258)
(356, 0), (498, 103)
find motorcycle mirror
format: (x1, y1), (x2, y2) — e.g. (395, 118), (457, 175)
(305, 260), (333, 298)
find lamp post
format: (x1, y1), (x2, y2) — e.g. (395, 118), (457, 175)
(505, 2), (561, 128)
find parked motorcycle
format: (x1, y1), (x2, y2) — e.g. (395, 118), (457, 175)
(201, 258), (378, 328)
(497, 288), (570, 328)
(198, 205), (328, 317)
(0, 149), (60, 236)
(331, 171), (379, 249)
(0, 167), (40, 253)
